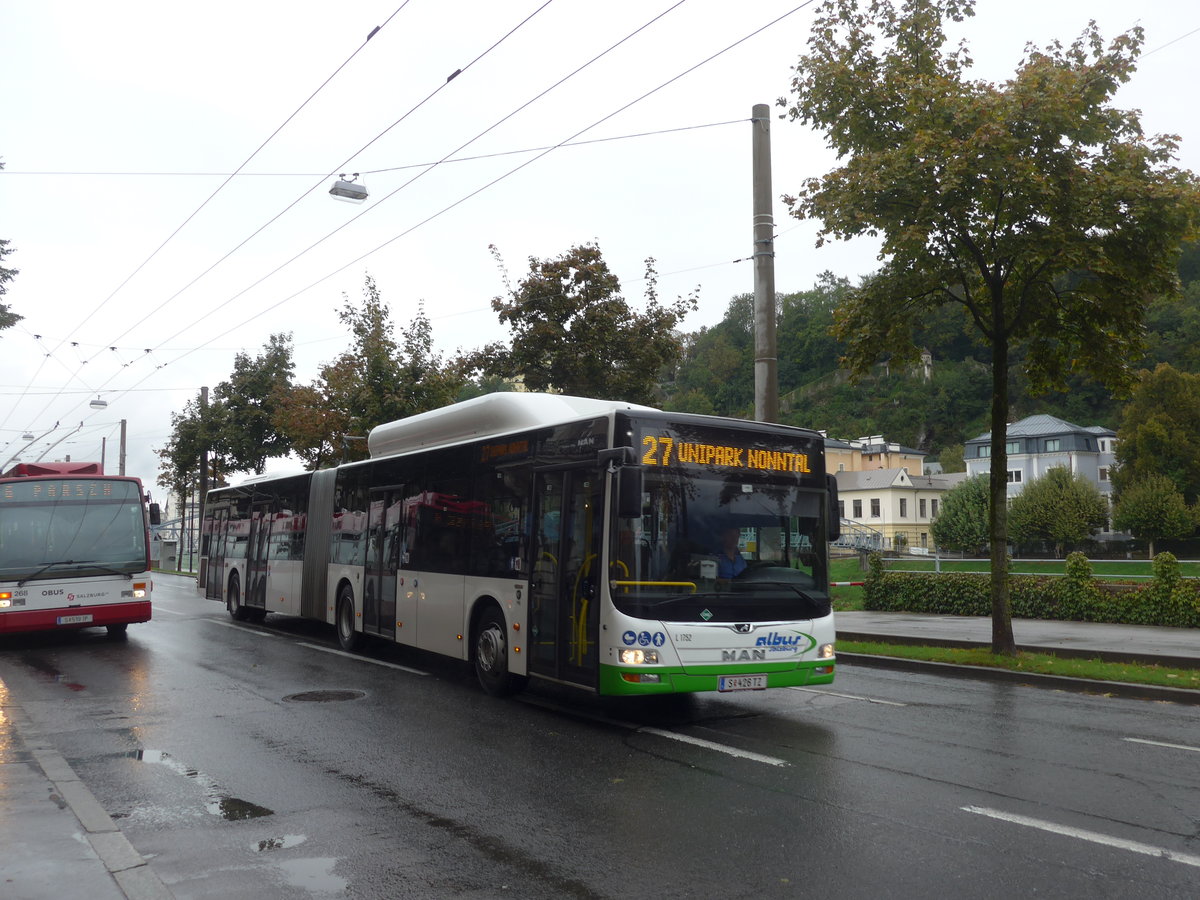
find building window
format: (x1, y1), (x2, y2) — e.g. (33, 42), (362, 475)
(838, 463), (845, 472)
(870, 498), (881, 518)
(1006, 441), (1020, 454)
(978, 445), (991, 458)
(1007, 470), (1022, 483)
(919, 498), (927, 518)
(1046, 438), (1061, 452)
(899, 498), (908, 518)
(1099, 467), (1109, 482)
(853, 499), (863, 518)
(931, 499), (939, 517)
(838, 500), (845, 518)
(920, 532), (928, 548)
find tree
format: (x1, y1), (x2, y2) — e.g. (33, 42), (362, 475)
(276, 274), (466, 467)
(156, 392), (232, 501)
(1112, 473), (1197, 557)
(0, 161), (21, 334)
(213, 333), (295, 474)
(1113, 363), (1200, 504)
(937, 444), (965, 474)
(781, 0), (1200, 653)
(1007, 467), (1108, 557)
(480, 243), (697, 405)
(930, 474), (990, 553)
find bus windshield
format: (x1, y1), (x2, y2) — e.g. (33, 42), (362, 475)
(609, 467), (830, 623)
(0, 479), (148, 582)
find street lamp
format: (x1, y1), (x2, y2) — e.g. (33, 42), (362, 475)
(89, 396), (108, 410)
(329, 173), (368, 203)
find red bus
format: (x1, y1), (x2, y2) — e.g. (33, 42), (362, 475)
(0, 461), (159, 638)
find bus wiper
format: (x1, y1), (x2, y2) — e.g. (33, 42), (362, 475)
(18, 559), (78, 586)
(734, 581), (818, 603)
(17, 560), (132, 587)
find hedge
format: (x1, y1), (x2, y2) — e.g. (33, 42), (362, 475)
(862, 551), (1200, 628)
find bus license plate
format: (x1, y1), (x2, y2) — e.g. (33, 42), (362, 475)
(718, 674), (767, 692)
(57, 614), (93, 625)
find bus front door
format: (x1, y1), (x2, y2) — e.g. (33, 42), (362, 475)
(363, 488), (401, 641)
(529, 469), (602, 688)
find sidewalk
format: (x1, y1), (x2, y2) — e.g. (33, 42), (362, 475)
(835, 610), (1200, 703)
(0, 690), (174, 900)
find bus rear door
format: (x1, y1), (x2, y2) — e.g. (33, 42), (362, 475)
(363, 487), (402, 641)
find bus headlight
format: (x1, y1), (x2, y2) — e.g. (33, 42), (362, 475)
(818, 642), (835, 659)
(619, 648), (659, 665)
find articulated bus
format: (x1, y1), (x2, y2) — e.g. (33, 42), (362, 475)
(0, 461), (158, 638)
(198, 393), (839, 697)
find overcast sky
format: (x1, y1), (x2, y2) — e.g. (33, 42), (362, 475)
(2, 0), (1196, 502)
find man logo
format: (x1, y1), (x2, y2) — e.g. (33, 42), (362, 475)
(734, 623), (752, 633)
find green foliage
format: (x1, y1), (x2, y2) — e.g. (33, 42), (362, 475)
(863, 563), (1200, 628)
(1113, 363), (1200, 503)
(1112, 473), (1197, 555)
(213, 333), (295, 474)
(930, 474), (990, 553)
(781, 0), (1200, 649)
(278, 275), (466, 467)
(1007, 467), (1108, 556)
(937, 443), (965, 473)
(480, 243), (696, 405)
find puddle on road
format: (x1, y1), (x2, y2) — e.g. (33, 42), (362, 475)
(130, 748), (274, 821)
(277, 857), (349, 895)
(254, 834), (307, 853)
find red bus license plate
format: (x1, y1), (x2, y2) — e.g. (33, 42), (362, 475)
(57, 614), (94, 625)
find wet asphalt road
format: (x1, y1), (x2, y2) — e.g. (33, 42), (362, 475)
(1, 574), (1198, 899)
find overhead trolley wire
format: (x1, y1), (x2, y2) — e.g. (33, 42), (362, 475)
(11, 3), (415, 436)
(87, 0), (560, 362)
(127, 1), (815, 382)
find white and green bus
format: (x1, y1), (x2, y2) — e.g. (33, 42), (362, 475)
(198, 393), (839, 697)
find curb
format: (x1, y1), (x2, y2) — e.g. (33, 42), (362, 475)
(837, 651), (1200, 705)
(6, 700), (176, 900)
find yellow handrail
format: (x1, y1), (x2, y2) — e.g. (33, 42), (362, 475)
(611, 580), (697, 593)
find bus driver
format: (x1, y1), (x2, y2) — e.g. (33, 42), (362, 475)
(716, 526), (747, 579)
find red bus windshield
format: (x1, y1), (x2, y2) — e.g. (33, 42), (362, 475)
(0, 478), (149, 583)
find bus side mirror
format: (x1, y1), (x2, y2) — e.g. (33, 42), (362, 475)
(598, 447), (644, 518)
(826, 474), (840, 542)
(618, 467), (645, 519)
(149, 502), (162, 526)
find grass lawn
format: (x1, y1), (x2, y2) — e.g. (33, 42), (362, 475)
(838, 639), (1200, 691)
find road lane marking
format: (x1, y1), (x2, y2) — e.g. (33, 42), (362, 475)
(1123, 737), (1200, 754)
(297, 642), (428, 675)
(210, 620), (282, 637)
(638, 727), (789, 767)
(788, 686), (907, 706)
(961, 806), (1200, 869)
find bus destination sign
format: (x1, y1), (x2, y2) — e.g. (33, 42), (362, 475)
(640, 435), (810, 474)
(1, 480), (130, 503)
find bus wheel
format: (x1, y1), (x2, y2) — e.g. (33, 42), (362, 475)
(336, 587), (362, 652)
(106, 623), (128, 639)
(473, 606), (525, 697)
(228, 575), (251, 622)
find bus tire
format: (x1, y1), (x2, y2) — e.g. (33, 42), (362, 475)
(106, 623), (128, 639)
(336, 587), (362, 652)
(228, 574), (251, 622)
(473, 605), (525, 697)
